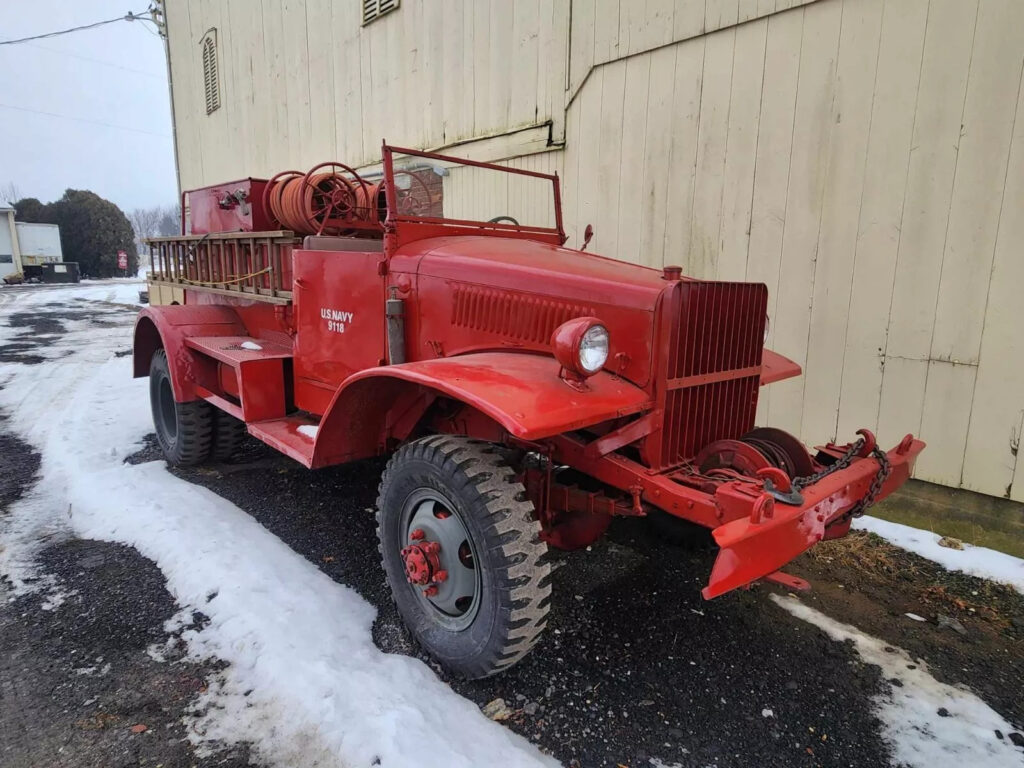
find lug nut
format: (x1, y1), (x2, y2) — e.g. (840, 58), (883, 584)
(435, 570), (448, 583)
(410, 529), (425, 541)
(423, 585), (438, 597)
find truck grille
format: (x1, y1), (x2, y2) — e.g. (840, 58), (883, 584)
(653, 281), (768, 469)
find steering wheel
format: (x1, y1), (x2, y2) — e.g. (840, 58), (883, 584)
(487, 215), (520, 225)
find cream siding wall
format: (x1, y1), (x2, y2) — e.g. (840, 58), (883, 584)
(164, 0), (1024, 500)
(165, 0), (568, 188)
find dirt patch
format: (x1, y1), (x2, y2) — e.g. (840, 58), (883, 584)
(0, 538), (254, 768)
(785, 530), (1024, 728)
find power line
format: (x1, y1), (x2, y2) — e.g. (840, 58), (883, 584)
(0, 10), (153, 46)
(22, 42), (164, 80)
(0, 102), (170, 139)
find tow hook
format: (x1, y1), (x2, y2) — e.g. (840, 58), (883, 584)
(756, 466), (805, 506)
(400, 530), (448, 597)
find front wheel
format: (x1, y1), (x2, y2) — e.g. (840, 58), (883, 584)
(376, 436), (551, 678)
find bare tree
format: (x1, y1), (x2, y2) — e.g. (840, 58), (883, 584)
(156, 203), (182, 236)
(0, 182), (21, 206)
(129, 206), (163, 242)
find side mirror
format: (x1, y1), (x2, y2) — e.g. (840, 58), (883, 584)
(580, 224), (594, 251)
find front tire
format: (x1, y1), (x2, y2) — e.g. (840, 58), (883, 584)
(149, 349), (213, 466)
(376, 436), (551, 679)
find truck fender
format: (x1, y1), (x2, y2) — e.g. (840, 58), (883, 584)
(132, 305), (247, 401)
(760, 349), (801, 386)
(311, 352), (652, 468)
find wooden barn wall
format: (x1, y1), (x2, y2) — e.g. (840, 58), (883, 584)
(165, 0), (568, 188)
(562, 0), (1024, 498)
(165, 0), (1024, 500)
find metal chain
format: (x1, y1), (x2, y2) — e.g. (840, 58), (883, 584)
(792, 438), (865, 491)
(791, 438), (892, 528)
(847, 446), (891, 521)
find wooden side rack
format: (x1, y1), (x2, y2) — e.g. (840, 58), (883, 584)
(144, 230), (299, 305)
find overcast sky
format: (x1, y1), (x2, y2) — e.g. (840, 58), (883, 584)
(0, 1), (177, 212)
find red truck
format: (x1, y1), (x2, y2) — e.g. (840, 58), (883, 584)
(134, 145), (924, 678)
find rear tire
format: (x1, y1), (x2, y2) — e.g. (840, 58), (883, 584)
(376, 436), (551, 679)
(149, 349), (213, 466)
(211, 411), (248, 462)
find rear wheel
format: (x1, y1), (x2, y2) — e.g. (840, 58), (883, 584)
(211, 411), (248, 462)
(376, 436), (551, 678)
(149, 349), (213, 466)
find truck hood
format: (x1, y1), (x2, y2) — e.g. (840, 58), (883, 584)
(403, 236), (669, 311)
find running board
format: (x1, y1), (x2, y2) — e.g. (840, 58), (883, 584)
(185, 335), (292, 422)
(247, 415), (320, 467)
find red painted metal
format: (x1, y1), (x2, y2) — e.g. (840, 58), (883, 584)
(184, 178), (273, 235)
(644, 280), (768, 470)
(550, 316), (605, 382)
(702, 438), (925, 598)
(402, 539), (443, 584)
(310, 352), (652, 468)
(696, 439), (771, 476)
(763, 571), (811, 591)
(136, 142), (927, 603)
(760, 349), (801, 385)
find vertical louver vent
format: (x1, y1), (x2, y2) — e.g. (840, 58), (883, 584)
(201, 30), (220, 115)
(451, 285), (594, 346)
(363, 0), (400, 25)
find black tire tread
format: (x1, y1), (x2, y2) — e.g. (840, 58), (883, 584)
(376, 435), (551, 678)
(211, 410), (248, 462)
(149, 349), (214, 467)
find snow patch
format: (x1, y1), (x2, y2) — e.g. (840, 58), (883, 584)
(0, 284), (556, 767)
(772, 595), (1023, 768)
(41, 587), (77, 611)
(855, 516), (1024, 593)
(240, 340), (262, 351)
(297, 424), (318, 439)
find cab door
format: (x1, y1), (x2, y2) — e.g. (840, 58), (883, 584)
(292, 245), (387, 415)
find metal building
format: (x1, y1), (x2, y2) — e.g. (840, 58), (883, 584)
(160, 0), (1024, 501)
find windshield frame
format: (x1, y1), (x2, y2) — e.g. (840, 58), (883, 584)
(381, 144), (566, 245)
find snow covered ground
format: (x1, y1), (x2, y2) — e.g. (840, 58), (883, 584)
(773, 595), (1023, 768)
(0, 281), (1020, 767)
(0, 282), (556, 768)
(855, 515), (1024, 594)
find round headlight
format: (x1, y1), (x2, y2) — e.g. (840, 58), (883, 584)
(578, 324), (609, 373)
(551, 317), (610, 379)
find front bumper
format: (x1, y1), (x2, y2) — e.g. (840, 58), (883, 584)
(702, 437), (926, 599)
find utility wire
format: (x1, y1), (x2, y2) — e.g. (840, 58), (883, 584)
(0, 102), (170, 139)
(24, 42), (164, 79)
(0, 10), (152, 46)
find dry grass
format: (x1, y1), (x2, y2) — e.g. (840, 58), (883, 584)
(801, 530), (918, 580)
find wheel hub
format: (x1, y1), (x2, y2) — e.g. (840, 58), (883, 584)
(400, 532), (448, 596)
(399, 495), (481, 626)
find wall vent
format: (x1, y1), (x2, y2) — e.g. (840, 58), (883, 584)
(363, 0), (400, 25)
(201, 29), (220, 115)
